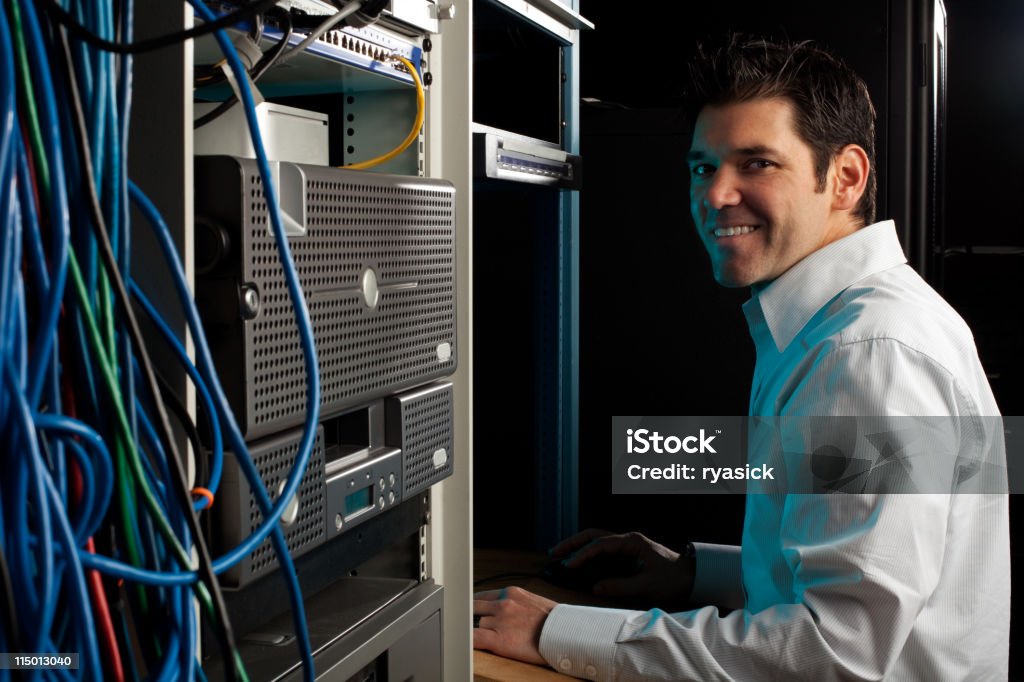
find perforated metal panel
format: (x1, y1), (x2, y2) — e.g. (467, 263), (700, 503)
(386, 382), (454, 497)
(195, 156), (457, 440)
(215, 426), (327, 588)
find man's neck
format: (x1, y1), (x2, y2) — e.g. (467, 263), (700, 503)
(749, 216), (868, 296)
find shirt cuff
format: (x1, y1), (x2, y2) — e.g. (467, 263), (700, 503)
(690, 542), (744, 609)
(539, 604), (630, 681)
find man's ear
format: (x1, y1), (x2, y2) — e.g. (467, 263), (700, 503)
(831, 144), (870, 212)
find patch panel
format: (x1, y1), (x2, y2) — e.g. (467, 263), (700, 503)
(249, 20), (424, 88)
(199, 3), (425, 89)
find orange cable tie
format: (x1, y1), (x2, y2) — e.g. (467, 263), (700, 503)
(192, 487), (215, 509)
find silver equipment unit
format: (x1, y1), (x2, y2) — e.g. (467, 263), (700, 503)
(213, 381), (454, 588)
(194, 156), (457, 441)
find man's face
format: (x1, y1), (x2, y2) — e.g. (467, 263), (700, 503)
(688, 97), (846, 290)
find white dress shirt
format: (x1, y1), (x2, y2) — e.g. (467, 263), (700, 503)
(539, 221), (1010, 680)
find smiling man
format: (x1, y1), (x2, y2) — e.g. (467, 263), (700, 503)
(688, 95), (867, 290)
(473, 38), (1009, 680)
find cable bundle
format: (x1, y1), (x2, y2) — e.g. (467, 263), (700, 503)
(0, 1), (325, 679)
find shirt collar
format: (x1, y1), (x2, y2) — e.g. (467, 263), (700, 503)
(742, 220), (907, 352)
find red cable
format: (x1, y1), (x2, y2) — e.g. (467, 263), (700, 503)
(61, 333), (124, 682)
(85, 538), (125, 682)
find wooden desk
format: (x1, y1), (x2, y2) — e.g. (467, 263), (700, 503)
(473, 548), (628, 681)
(474, 651), (575, 681)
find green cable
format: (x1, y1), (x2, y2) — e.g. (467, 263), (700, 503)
(8, 0), (51, 198)
(73, 254), (242, 674)
(12, 0), (161, 639)
(16, 6), (250, 675)
(12, 2), (177, 582)
(115, 426), (153, 614)
(235, 651), (251, 682)
(72, 249), (247, 675)
(79, 264), (161, 636)
(67, 250), (221, 617)
(100, 269), (117, 365)
(13, 0), (160, 631)
(12, 0), (171, 654)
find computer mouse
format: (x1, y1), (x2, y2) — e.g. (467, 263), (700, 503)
(541, 553), (637, 592)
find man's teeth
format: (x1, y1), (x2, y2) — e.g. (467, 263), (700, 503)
(714, 225), (758, 237)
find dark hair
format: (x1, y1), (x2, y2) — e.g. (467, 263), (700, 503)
(688, 36), (877, 226)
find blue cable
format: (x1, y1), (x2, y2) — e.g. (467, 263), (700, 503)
(130, 0), (323, 657)
(78, 551), (195, 586)
(101, 4), (122, 246)
(88, 13), (109, 196)
(10, 460), (38, 623)
(132, 394), (173, 509)
(130, 175), (317, 678)
(45, 355), (68, 512)
(132, 1), (321, 665)
(0, 1), (341, 675)
(153, 576), (184, 682)
(166, 444), (197, 682)
(126, 183), (315, 501)
(117, 0), (133, 275)
(111, 0), (140, 478)
(32, 412), (114, 543)
(69, 4), (96, 123)
(2, 363), (54, 655)
(0, 173), (17, 369)
(42, 477), (101, 682)
(0, 137), (20, 379)
(130, 281), (224, 507)
(155, 0), (321, 564)
(18, 0), (71, 411)
(126, 183), (317, 565)
(153, 611), (182, 682)
(17, 132), (48, 297)
(70, 311), (102, 424)
(182, 569), (197, 682)
(195, 659), (209, 682)
(0, 2), (15, 174)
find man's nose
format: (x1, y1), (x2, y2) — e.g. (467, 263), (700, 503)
(703, 170), (741, 210)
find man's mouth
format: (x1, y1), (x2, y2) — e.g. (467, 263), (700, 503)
(713, 225), (760, 238)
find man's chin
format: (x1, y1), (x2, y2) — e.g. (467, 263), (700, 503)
(713, 270), (756, 289)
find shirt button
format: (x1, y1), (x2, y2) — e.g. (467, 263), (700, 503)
(558, 658), (572, 672)
(585, 664), (598, 677)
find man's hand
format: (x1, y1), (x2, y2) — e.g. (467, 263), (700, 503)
(550, 528), (695, 602)
(473, 586), (557, 665)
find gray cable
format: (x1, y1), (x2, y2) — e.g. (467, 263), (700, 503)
(276, 1), (364, 66)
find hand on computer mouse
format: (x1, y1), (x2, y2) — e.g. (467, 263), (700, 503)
(541, 552), (637, 593)
(549, 528), (695, 602)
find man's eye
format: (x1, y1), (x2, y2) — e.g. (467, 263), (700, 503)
(745, 159), (775, 170)
(691, 164), (714, 177)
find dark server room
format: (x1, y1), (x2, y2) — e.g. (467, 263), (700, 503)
(1, 0), (1021, 679)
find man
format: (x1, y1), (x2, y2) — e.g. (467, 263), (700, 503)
(473, 38), (1009, 680)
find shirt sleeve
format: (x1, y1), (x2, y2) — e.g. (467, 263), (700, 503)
(540, 496), (949, 681)
(689, 542), (743, 610)
(537, 339), (980, 681)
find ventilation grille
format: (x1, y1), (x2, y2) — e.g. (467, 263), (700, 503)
(242, 165), (456, 439)
(396, 383), (454, 497)
(245, 427), (326, 582)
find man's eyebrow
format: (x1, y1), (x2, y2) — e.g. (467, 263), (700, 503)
(686, 145), (784, 162)
(735, 145), (782, 157)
